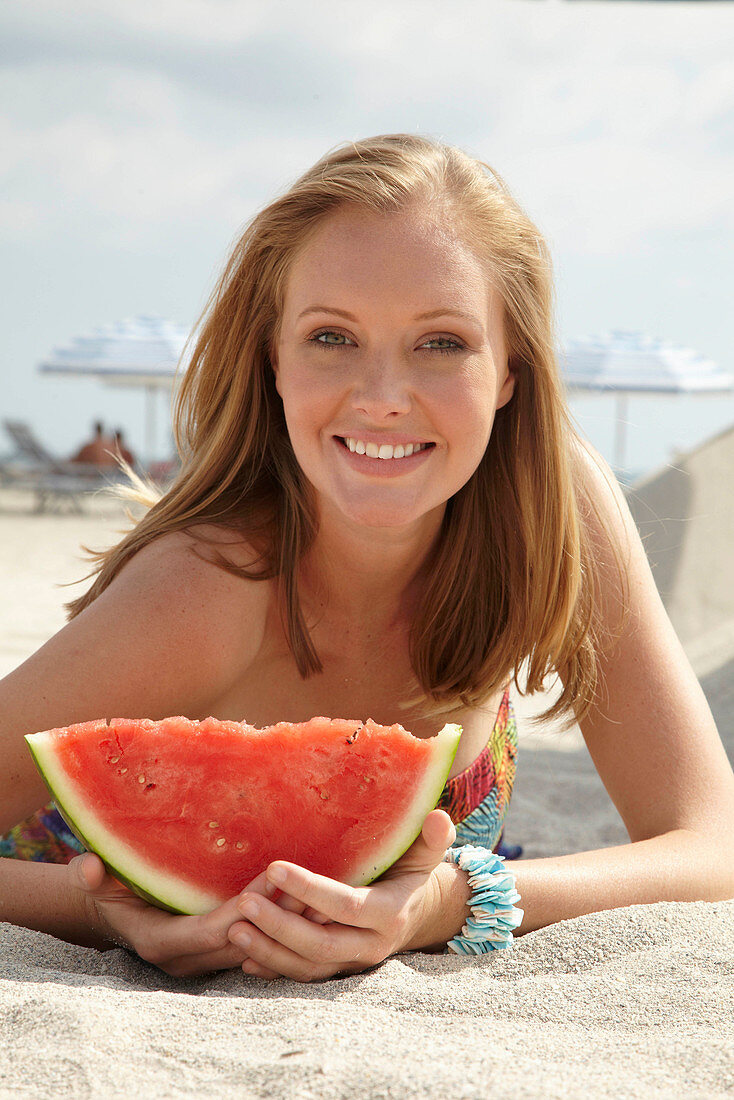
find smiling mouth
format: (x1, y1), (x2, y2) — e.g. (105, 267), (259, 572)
(336, 437), (436, 460)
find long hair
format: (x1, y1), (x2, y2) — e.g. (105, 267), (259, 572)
(67, 133), (623, 726)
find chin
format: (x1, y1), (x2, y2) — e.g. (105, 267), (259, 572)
(336, 494), (445, 531)
(341, 507), (417, 528)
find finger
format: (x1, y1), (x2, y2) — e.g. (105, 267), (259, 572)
(381, 810), (456, 879)
(236, 868), (309, 916)
(231, 892), (373, 967)
(72, 853), (104, 890)
(69, 853), (137, 900)
(137, 876), (308, 977)
(241, 958), (281, 981)
(230, 901), (371, 982)
(421, 809), (457, 852)
(301, 908), (332, 925)
(263, 863), (377, 928)
(70, 857), (252, 974)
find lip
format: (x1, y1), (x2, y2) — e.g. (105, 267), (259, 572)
(331, 435), (435, 476)
(333, 432), (434, 448)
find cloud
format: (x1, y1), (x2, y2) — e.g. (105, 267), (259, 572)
(0, 0), (733, 258)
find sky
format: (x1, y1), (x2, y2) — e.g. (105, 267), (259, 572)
(2, 0), (734, 474)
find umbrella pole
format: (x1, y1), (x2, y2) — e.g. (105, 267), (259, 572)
(614, 393), (628, 476)
(144, 386), (156, 467)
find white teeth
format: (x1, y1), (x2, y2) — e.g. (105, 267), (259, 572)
(344, 438), (427, 459)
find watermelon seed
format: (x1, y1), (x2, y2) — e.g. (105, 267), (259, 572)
(208, 821), (219, 829)
(119, 768), (128, 775)
(216, 837), (226, 847)
(137, 775), (146, 784)
(109, 756), (119, 764)
(145, 783), (156, 791)
(236, 842), (244, 849)
(346, 728), (360, 744)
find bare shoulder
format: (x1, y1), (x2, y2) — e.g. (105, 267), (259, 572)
(108, 524), (269, 602)
(569, 436), (637, 557)
(0, 525), (272, 827)
(86, 525), (272, 680)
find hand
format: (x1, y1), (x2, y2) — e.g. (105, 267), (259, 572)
(69, 853), (270, 977)
(226, 809), (456, 982)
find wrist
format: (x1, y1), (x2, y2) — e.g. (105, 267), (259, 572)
(444, 845), (524, 953)
(0, 856), (113, 950)
(67, 858), (122, 951)
(401, 862), (472, 954)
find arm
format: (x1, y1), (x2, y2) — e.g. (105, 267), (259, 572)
(503, 441), (734, 930)
(229, 442), (734, 978)
(0, 529), (270, 965)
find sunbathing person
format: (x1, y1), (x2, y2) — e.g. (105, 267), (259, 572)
(70, 421), (117, 467)
(112, 429), (135, 468)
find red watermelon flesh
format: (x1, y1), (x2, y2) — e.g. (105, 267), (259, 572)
(25, 715), (460, 915)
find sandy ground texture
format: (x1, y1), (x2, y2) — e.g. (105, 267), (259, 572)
(0, 486), (733, 1099)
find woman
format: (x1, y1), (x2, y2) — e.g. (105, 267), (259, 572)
(1, 134), (732, 981)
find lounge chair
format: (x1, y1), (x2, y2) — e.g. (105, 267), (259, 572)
(0, 420), (120, 514)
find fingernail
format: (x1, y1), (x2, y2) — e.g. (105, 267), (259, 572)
(232, 930), (251, 948)
(239, 897), (259, 919)
(268, 865), (287, 886)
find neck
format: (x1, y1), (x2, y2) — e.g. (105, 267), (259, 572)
(301, 505), (445, 632)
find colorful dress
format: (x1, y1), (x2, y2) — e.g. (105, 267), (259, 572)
(0, 691), (520, 864)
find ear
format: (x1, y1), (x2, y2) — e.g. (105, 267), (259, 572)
(269, 346), (282, 398)
(495, 358), (517, 411)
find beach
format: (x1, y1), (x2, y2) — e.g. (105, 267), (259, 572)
(1, 485), (732, 1099)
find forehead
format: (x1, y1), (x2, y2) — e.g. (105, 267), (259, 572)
(282, 203), (496, 318)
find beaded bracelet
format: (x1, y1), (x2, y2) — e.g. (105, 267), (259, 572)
(444, 844), (524, 954)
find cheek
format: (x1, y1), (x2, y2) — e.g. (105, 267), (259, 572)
(278, 372), (336, 451)
(446, 374), (497, 427)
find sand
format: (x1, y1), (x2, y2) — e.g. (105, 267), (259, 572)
(1, 486), (732, 1099)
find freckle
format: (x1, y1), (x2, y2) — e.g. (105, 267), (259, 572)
(216, 837), (226, 847)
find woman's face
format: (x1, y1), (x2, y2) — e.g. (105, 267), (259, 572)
(272, 202), (516, 532)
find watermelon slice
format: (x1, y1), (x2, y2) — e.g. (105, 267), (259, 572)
(25, 715), (460, 915)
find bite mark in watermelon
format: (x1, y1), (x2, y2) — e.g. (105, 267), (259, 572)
(25, 715), (461, 915)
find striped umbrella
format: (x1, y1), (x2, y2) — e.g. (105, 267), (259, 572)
(561, 331), (734, 474)
(39, 315), (191, 461)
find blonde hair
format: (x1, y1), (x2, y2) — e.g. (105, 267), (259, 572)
(68, 133), (620, 726)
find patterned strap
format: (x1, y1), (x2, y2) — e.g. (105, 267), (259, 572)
(437, 690), (518, 852)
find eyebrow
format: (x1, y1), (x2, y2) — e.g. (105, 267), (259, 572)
(296, 305), (483, 327)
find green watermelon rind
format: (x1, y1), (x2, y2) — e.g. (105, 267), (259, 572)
(347, 722), (461, 886)
(25, 736), (222, 915)
(25, 721), (461, 917)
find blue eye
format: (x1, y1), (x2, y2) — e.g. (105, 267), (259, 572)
(423, 337), (465, 355)
(311, 330), (352, 347)
(309, 330), (465, 354)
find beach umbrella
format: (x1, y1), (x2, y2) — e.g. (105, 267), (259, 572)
(561, 330), (734, 474)
(38, 315), (191, 462)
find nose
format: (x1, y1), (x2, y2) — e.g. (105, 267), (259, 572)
(350, 355), (413, 420)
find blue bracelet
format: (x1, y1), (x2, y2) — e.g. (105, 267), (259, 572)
(444, 844), (524, 954)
